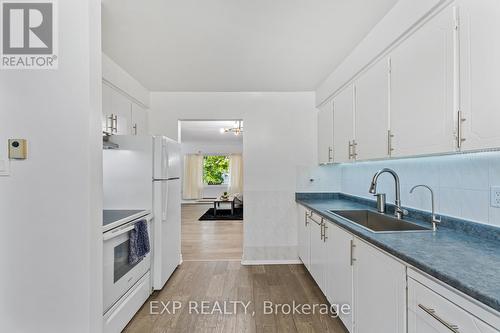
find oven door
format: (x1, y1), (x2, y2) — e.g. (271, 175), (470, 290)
(103, 216), (151, 314)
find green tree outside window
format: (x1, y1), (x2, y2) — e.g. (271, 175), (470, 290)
(203, 156), (229, 185)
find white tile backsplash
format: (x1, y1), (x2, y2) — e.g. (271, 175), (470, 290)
(298, 151), (500, 228)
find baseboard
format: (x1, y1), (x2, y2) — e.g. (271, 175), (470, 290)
(240, 259), (303, 265)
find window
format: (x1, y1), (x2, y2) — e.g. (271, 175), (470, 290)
(203, 155), (230, 185)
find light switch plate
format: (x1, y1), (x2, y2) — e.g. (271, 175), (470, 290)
(490, 186), (500, 208)
(8, 139), (27, 159)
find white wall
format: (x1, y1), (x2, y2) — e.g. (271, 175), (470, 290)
(305, 151), (500, 228)
(181, 141), (243, 198)
(0, 0), (102, 332)
(149, 92), (317, 262)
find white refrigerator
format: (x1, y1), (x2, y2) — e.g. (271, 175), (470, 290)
(152, 136), (181, 290)
(103, 135), (181, 291)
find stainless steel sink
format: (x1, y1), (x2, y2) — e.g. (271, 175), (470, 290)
(327, 210), (432, 233)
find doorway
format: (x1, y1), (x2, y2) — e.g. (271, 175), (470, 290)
(179, 120), (244, 261)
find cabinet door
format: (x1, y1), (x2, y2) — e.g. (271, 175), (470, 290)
(297, 206), (311, 271)
(390, 7), (456, 157)
(309, 217), (324, 289)
(317, 101), (334, 164)
(333, 86), (355, 163)
(131, 103), (149, 136)
(459, 0), (500, 150)
(327, 223), (354, 332)
(353, 239), (406, 333)
(408, 278), (500, 333)
(102, 83), (113, 133)
(110, 88), (132, 135)
(355, 59), (390, 160)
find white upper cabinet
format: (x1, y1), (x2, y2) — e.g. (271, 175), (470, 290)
(389, 6), (456, 157)
(317, 100), (334, 164)
(333, 86), (356, 163)
(131, 103), (149, 136)
(390, 6), (456, 157)
(102, 83), (132, 135)
(354, 59), (390, 160)
(103, 83), (150, 136)
(353, 239), (406, 333)
(111, 88), (132, 135)
(102, 83), (113, 133)
(458, 0), (500, 151)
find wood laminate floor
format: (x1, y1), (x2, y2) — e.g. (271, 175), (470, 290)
(181, 204), (243, 261)
(124, 261), (349, 333)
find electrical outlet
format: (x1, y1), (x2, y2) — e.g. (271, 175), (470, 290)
(490, 186), (500, 208)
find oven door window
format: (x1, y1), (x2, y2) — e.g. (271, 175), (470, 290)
(114, 239), (141, 283)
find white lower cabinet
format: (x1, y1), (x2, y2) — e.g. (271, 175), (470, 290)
(326, 223), (354, 332)
(297, 206), (311, 270)
(298, 205), (499, 333)
(408, 270), (500, 333)
(353, 239), (407, 333)
(309, 213), (326, 290)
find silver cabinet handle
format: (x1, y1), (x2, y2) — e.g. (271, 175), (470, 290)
(133, 123), (138, 135)
(305, 211), (310, 226)
(350, 239), (356, 265)
(307, 214), (322, 226)
(348, 141), (353, 159)
(387, 130), (394, 156)
(457, 110), (466, 149)
(351, 140), (357, 159)
(108, 114), (118, 134)
(105, 114), (114, 134)
(328, 146), (333, 162)
(322, 223), (328, 242)
(418, 304), (460, 332)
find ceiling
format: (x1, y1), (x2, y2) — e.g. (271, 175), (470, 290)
(102, 0), (397, 92)
(180, 120), (244, 144)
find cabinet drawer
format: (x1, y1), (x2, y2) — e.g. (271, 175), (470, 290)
(408, 278), (499, 333)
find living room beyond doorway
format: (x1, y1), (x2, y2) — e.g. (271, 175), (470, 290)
(179, 120), (244, 261)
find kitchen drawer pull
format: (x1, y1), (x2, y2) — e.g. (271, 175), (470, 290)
(418, 304), (460, 333)
(307, 214), (323, 226)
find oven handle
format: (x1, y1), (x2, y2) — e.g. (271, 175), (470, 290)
(103, 225), (135, 241)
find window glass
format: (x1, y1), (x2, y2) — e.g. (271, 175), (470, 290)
(203, 156), (230, 185)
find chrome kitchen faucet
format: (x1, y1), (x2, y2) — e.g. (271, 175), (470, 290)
(369, 168), (408, 219)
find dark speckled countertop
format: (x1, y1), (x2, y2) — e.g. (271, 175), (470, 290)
(296, 193), (500, 313)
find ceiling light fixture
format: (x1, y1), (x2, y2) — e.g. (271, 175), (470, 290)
(220, 121), (243, 136)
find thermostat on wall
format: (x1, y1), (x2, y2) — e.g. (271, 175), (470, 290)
(8, 139), (27, 159)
